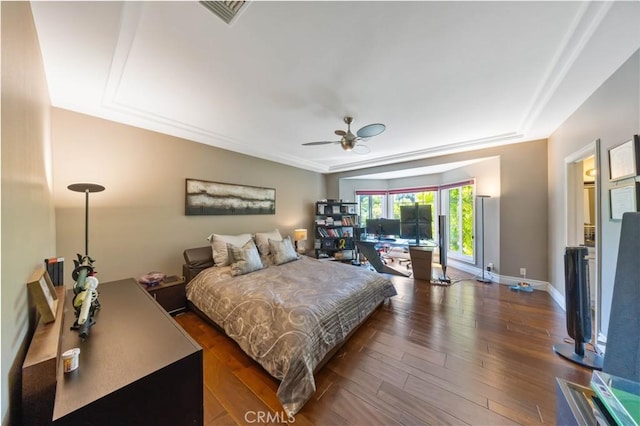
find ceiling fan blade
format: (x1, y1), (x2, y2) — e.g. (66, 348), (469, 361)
(353, 144), (370, 155)
(334, 130), (346, 136)
(302, 140), (339, 146)
(357, 123), (386, 139)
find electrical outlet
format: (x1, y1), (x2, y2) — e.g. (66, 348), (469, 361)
(487, 262), (494, 271)
(520, 267), (526, 276)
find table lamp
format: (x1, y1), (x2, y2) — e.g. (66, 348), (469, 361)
(294, 229), (308, 254)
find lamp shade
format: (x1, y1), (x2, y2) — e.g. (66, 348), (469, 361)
(294, 229), (308, 241)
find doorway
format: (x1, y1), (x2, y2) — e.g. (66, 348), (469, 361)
(565, 141), (603, 350)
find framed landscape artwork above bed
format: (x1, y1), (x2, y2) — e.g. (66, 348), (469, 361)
(185, 178), (276, 215)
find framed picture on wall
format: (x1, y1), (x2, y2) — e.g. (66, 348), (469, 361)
(184, 179), (275, 216)
(609, 182), (640, 221)
(608, 135), (640, 181)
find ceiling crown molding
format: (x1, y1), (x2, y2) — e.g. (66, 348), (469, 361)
(327, 132), (524, 174)
(517, 1), (613, 134)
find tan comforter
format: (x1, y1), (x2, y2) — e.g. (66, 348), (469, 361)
(185, 255), (397, 416)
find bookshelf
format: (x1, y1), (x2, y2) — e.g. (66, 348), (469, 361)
(314, 201), (360, 261)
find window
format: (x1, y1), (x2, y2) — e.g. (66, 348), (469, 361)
(356, 180), (476, 262)
(389, 188), (437, 238)
(356, 191), (385, 228)
(446, 182), (475, 260)
(357, 188), (437, 238)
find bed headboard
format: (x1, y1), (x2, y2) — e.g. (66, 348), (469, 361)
(182, 246), (214, 282)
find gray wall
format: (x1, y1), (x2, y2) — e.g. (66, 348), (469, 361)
(1, 2), (56, 424)
(548, 50), (640, 337)
(52, 108), (325, 284)
(327, 139), (548, 281)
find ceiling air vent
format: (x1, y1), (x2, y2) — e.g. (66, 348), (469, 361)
(200, 1), (248, 25)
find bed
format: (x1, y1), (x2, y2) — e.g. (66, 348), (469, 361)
(182, 243), (397, 416)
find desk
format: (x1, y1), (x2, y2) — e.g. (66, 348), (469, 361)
(363, 238), (437, 248)
(361, 239), (437, 280)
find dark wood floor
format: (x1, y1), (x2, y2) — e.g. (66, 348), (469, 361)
(175, 269), (593, 425)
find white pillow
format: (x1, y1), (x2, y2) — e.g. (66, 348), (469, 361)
(229, 240), (264, 276)
(269, 236), (299, 265)
(254, 229), (282, 256)
(210, 233), (252, 266)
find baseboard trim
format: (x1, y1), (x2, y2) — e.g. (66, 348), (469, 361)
(546, 282), (565, 309)
(445, 260), (566, 309)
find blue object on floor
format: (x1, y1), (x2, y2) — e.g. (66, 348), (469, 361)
(510, 283), (533, 292)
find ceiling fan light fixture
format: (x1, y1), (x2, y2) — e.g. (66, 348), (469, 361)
(341, 138), (355, 151)
(302, 115), (385, 155)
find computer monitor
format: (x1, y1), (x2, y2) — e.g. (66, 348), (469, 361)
(400, 204), (432, 224)
(365, 218), (401, 238)
(400, 222), (432, 240)
(400, 204), (433, 243)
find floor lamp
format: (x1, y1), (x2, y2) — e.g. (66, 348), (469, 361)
(476, 195), (491, 283)
(68, 183), (106, 257)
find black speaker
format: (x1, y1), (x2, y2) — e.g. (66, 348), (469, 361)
(603, 212), (640, 381)
(553, 246), (603, 369)
(437, 215), (449, 282)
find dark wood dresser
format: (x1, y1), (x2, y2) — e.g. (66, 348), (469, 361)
(52, 278), (202, 425)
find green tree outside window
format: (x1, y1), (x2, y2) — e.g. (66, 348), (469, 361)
(448, 185), (474, 258)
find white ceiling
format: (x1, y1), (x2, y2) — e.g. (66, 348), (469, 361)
(30, 1), (640, 174)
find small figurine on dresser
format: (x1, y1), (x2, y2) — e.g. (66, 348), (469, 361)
(71, 253), (100, 340)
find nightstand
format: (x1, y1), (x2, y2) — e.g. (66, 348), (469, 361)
(145, 276), (186, 315)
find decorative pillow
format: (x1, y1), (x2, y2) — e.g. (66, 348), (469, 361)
(229, 240), (264, 276)
(269, 236), (299, 265)
(209, 233), (252, 266)
(254, 229), (282, 256)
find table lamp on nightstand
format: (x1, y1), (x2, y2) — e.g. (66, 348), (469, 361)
(294, 229), (308, 254)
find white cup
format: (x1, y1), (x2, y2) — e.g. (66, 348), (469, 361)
(62, 348), (80, 372)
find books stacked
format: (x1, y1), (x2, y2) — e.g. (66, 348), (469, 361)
(44, 257), (64, 286)
(317, 227), (354, 238)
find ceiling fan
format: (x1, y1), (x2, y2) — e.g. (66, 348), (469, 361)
(302, 116), (386, 154)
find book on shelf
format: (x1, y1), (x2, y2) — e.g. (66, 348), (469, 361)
(320, 227), (354, 238)
(332, 205), (341, 214)
(317, 228), (331, 237)
(44, 257), (64, 286)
